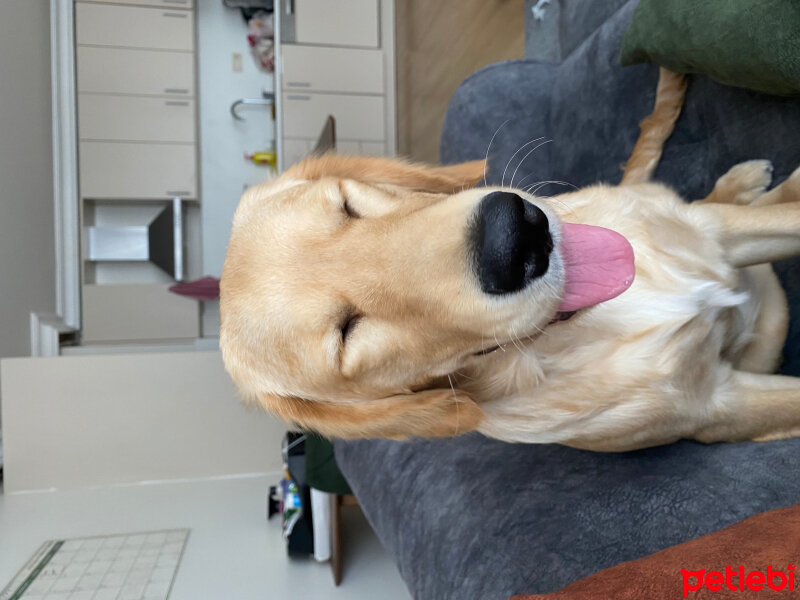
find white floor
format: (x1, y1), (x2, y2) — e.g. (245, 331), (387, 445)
(0, 476), (412, 600)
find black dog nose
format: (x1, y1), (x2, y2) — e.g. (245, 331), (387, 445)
(472, 191), (552, 295)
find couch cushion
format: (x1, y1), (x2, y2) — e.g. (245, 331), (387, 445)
(336, 436), (800, 599)
(620, 0), (800, 96)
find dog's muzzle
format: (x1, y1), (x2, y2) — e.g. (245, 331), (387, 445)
(471, 191), (553, 295)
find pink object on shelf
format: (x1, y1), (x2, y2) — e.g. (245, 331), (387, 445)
(169, 276), (220, 301)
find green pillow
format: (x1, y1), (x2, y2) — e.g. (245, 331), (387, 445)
(620, 0), (800, 96)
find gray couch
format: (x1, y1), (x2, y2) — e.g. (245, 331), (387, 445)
(335, 2), (800, 598)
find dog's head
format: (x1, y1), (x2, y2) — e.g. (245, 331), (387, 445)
(220, 154), (592, 439)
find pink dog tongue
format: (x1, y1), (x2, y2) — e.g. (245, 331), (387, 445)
(558, 223), (635, 312)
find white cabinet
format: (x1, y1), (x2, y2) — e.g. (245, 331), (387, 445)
(77, 46), (194, 97)
(294, 0), (379, 48)
(277, 0), (396, 169)
(79, 95), (196, 144)
(79, 142), (197, 199)
(283, 93), (385, 140)
(76, 3), (194, 51)
(282, 45), (384, 94)
(82, 284), (199, 342)
(75, 0), (199, 343)
(79, 0), (195, 8)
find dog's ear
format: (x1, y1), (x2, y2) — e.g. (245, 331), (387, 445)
(283, 154), (486, 194)
(257, 388), (484, 440)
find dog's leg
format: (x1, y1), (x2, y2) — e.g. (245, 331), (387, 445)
(691, 167), (800, 267)
(693, 370), (800, 443)
(736, 264), (789, 374)
(699, 160), (774, 205)
(621, 68), (687, 185)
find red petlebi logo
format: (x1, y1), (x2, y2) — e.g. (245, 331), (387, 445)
(682, 564), (795, 596)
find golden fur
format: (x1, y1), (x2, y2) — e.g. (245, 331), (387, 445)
(220, 69), (800, 450)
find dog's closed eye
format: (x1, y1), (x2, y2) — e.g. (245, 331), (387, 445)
(338, 181), (361, 219)
(343, 198), (361, 219)
(340, 312), (362, 342)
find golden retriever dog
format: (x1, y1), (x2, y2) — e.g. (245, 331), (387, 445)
(220, 69), (800, 451)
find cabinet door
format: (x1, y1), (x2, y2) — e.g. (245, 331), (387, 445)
(282, 93), (385, 141)
(77, 0), (194, 8)
(77, 46), (194, 97)
(82, 284), (198, 342)
(76, 3), (194, 51)
(79, 95), (196, 144)
(294, 0), (379, 48)
(80, 142), (197, 199)
(282, 45), (383, 94)
(282, 138), (315, 168)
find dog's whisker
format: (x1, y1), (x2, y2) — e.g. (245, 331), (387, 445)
(515, 171), (539, 190)
(447, 374), (460, 435)
(454, 370), (476, 381)
(510, 139), (553, 188)
(484, 119), (512, 187)
(502, 136), (546, 188)
(492, 327), (507, 352)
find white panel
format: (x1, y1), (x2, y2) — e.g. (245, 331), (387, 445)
(78, 0), (194, 8)
(0, 351), (285, 492)
(295, 0), (378, 48)
(360, 141), (386, 156)
(79, 94), (196, 143)
(76, 3), (194, 51)
(80, 141), (197, 199)
(282, 92), (385, 141)
(336, 140), (360, 154)
(82, 283), (198, 342)
(282, 138), (314, 167)
(282, 45), (383, 94)
(77, 46), (194, 96)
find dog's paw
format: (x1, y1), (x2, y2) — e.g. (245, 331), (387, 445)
(716, 160), (774, 205)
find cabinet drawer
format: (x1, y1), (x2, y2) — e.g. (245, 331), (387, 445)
(294, 0), (378, 48)
(80, 142), (197, 199)
(282, 93), (385, 141)
(77, 46), (194, 96)
(76, 3), (194, 51)
(82, 283), (199, 342)
(282, 45), (383, 94)
(79, 95), (195, 143)
(78, 0), (194, 8)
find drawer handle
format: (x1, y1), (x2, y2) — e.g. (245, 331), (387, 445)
(287, 82), (311, 88)
(287, 95), (310, 101)
(163, 0), (189, 3)
(164, 88), (189, 94)
(167, 190), (191, 196)
(165, 100), (190, 106)
(163, 12), (188, 18)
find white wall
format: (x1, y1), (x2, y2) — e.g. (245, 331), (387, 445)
(197, 0), (276, 280)
(0, 1), (56, 360)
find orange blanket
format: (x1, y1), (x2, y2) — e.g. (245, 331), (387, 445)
(511, 503), (800, 599)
